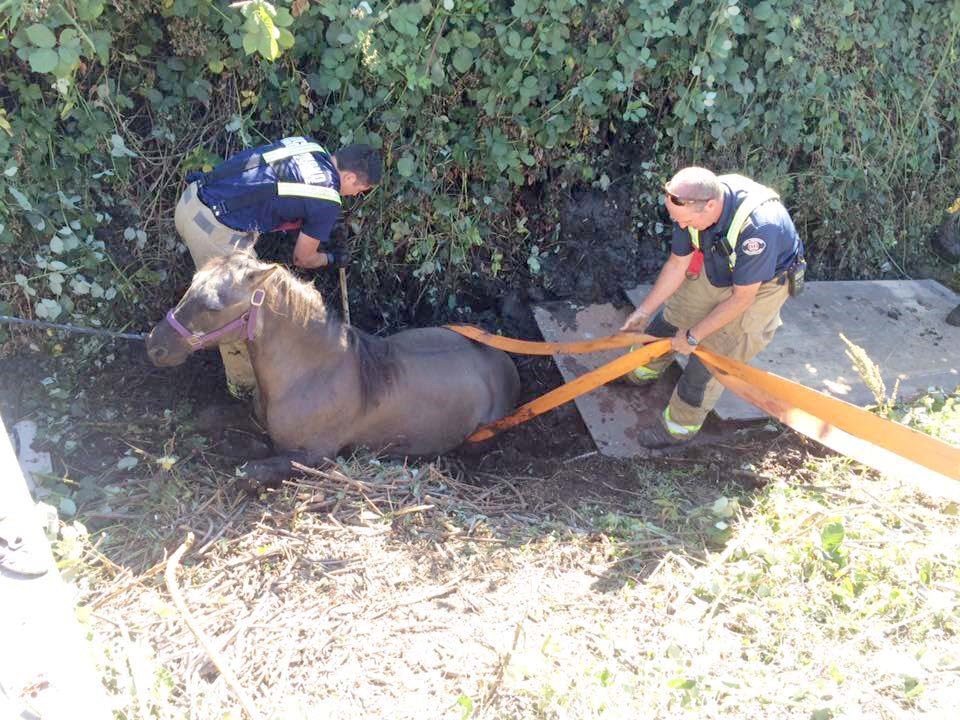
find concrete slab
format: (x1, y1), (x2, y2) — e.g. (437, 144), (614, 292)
(624, 279), (960, 420)
(1, 413), (111, 719)
(531, 302), (679, 458)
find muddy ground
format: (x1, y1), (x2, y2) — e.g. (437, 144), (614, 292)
(0, 180), (802, 536)
(0, 183), (858, 718)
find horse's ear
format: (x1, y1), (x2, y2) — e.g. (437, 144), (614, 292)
(256, 263), (283, 284)
(239, 261), (277, 283)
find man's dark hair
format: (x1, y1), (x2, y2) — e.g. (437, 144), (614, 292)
(335, 144), (382, 185)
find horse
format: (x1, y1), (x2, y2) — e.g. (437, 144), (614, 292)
(145, 253), (520, 487)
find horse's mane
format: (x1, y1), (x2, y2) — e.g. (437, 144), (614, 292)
(249, 255), (401, 410)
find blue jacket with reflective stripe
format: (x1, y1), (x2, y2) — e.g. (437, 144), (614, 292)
(193, 137), (341, 243)
(671, 175), (803, 287)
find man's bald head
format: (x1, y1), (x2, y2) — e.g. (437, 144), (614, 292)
(665, 167), (721, 203)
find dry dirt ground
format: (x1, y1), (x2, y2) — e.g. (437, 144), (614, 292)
(8, 178), (953, 716)
(0, 318), (832, 719)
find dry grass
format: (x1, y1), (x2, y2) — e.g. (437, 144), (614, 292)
(55, 419), (960, 720)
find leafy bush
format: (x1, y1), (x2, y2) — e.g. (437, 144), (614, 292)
(1, 0), (958, 333)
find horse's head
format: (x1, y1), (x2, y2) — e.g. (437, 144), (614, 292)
(146, 252), (278, 366)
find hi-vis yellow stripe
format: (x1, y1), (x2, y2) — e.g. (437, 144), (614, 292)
(262, 142), (327, 164)
(276, 182), (341, 204)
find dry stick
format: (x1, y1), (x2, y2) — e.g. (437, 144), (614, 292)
(91, 612), (151, 720)
(338, 267), (351, 325)
(164, 533), (263, 720)
(368, 569), (469, 620)
(482, 614), (527, 712)
(89, 560), (167, 610)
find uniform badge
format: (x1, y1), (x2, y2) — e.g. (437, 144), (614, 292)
(741, 237), (766, 255)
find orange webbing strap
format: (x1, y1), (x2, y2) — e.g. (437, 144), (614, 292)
(466, 339), (673, 442)
(445, 323), (658, 355)
(449, 324), (960, 491)
(694, 348), (960, 486)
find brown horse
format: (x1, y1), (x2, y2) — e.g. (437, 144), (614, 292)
(145, 253), (520, 486)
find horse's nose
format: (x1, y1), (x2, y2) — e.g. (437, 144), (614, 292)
(147, 343), (167, 364)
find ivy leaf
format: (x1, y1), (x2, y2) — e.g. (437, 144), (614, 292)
(59, 497), (77, 518)
(25, 23), (57, 49)
(452, 47), (474, 73)
(389, 4), (424, 37)
(8, 186), (33, 212)
(88, 30), (112, 63)
(752, 2), (774, 21)
(109, 134), (138, 158)
(36, 298), (63, 320)
(116, 455), (139, 470)
(58, 44), (81, 69)
(821, 522), (845, 554)
(59, 27), (80, 49)
(70, 278), (91, 295)
(274, 6), (294, 28)
(75, 0), (106, 22)
(396, 154), (415, 178)
(28, 47), (60, 74)
(242, 0), (282, 61)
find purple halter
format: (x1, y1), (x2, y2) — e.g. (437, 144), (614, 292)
(165, 288), (266, 351)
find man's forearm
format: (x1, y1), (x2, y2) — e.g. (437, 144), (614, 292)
(293, 249), (329, 268)
(637, 254), (690, 315)
(292, 231), (329, 268)
(621, 253), (692, 331)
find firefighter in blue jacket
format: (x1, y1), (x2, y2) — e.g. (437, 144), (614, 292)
(173, 136), (381, 392)
(620, 166), (806, 448)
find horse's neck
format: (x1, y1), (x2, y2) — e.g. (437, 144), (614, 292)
(249, 300), (348, 394)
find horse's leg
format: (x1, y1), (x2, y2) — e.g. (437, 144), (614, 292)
(194, 402), (263, 435)
(192, 401), (271, 460)
(236, 448), (338, 494)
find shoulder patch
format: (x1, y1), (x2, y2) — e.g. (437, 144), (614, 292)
(741, 237), (766, 256)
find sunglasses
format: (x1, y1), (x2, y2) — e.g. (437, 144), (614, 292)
(665, 191), (710, 207)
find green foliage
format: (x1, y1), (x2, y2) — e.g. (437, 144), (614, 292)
(239, 0), (295, 61)
(1, 0), (958, 332)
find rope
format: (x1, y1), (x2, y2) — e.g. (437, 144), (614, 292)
(0, 315), (147, 341)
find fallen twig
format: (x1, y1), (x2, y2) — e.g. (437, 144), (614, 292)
(164, 532), (263, 720)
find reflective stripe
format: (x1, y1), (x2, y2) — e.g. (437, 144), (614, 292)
(663, 407), (701, 437)
(688, 181), (780, 270)
(276, 182), (341, 204)
(629, 365), (661, 381)
(261, 142), (327, 164)
(627, 343), (662, 380)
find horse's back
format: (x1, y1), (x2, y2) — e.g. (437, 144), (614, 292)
(386, 326), (477, 353)
(387, 325), (519, 418)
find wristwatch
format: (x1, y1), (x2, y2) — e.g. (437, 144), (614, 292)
(685, 330), (700, 347)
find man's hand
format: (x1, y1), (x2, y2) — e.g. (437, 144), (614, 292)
(620, 309), (651, 333)
(671, 328), (696, 355)
(325, 249), (350, 269)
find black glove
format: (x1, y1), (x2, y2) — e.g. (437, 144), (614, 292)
(324, 249), (350, 269)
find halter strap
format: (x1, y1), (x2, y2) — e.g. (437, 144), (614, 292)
(165, 288), (266, 351)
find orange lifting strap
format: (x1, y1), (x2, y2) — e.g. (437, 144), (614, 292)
(444, 323), (658, 355)
(444, 325), (960, 492)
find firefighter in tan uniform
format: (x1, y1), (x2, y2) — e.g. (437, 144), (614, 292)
(173, 137), (381, 395)
(621, 166), (806, 448)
